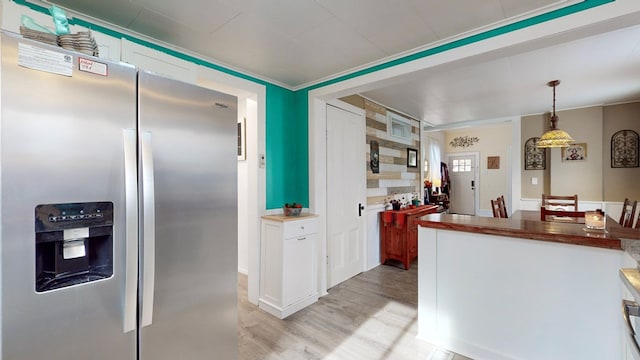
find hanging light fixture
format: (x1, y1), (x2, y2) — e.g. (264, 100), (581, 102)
(537, 80), (574, 148)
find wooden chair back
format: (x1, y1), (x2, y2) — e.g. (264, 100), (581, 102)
(635, 209), (640, 229)
(498, 195), (508, 219)
(619, 198), (630, 225)
(491, 199), (501, 218)
(540, 207), (585, 222)
(542, 194), (578, 211)
(621, 200), (638, 228)
(491, 196), (508, 218)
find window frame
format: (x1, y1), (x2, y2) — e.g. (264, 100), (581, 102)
(387, 112), (413, 144)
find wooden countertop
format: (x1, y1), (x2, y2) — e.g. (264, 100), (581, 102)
(621, 268), (640, 301)
(381, 204), (440, 229)
(417, 210), (625, 250)
(262, 213), (319, 222)
(382, 204), (439, 216)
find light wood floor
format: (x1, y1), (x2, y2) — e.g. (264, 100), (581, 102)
(238, 261), (472, 360)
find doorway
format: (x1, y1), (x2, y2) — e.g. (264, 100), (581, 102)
(448, 153), (479, 215)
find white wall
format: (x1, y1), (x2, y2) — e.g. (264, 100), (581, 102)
(236, 98), (249, 274)
(236, 98), (260, 275)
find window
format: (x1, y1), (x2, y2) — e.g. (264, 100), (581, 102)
(427, 138), (441, 182)
(387, 112), (412, 143)
(452, 159), (471, 172)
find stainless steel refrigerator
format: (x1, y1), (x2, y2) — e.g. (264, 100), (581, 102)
(0, 31), (238, 359)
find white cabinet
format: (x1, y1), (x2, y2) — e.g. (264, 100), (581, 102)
(259, 214), (318, 318)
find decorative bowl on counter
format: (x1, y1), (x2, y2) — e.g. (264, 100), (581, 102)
(283, 203), (303, 216)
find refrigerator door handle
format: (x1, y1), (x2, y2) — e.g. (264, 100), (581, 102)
(123, 129), (138, 333)
(140, 131), (156, 328)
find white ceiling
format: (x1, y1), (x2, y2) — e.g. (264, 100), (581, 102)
(43, 0), (640, 126)
(361, 23), (640, 126)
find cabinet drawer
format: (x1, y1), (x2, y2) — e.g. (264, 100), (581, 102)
(283, 218), (317, 239)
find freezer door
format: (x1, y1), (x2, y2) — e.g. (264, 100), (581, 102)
(137, 71), (238, 359)
(0, 32), (137, 359)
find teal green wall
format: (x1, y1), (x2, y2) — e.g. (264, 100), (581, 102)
(12, 0), (615, 209)
(265, 85), (308, 208)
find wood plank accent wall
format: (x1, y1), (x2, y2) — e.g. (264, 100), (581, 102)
(340, 95), (421, 206)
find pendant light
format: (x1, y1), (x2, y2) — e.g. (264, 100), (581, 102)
(537, 80), (574, 148)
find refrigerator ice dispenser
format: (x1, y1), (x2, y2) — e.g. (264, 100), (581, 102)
(35, 202), (114, 292)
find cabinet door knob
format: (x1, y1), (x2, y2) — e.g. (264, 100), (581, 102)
(298, 237), (306, 241)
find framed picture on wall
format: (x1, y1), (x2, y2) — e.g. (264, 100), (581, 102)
(407, 148), (418, 168)
(487, 156), (500, 169)
(561, 143), (587, 162)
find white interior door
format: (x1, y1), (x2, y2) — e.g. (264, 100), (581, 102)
(326, 103), (365, 289)
(448, 153), (478, 215)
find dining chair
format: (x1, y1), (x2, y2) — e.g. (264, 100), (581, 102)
(542, 194), (578, 211)
(491, 199), (501, 218)
(540, 207), (585, 222)
(619, 198), (630, 225)
(620, 200), (638, 228)
(498, 195), (508, 218)
(627, 201), (637, 228)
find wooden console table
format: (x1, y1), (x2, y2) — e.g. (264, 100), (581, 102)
(380, 205), (439, 269)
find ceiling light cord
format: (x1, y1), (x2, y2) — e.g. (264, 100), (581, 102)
(537, 79), (574, 148)
(547, 80), (560, 130)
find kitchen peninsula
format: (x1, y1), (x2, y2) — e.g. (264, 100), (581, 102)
(416, 211), (640, 360)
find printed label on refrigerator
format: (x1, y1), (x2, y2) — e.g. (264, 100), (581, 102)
(17, 43), (73, 77)
(79, 58), (108, 76)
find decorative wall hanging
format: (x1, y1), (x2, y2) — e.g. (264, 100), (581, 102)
(407, 148), (418, 168)
(449, 136), (479, 148)
(487, 156), (500, 169)
(611, 129), (639, 168)
(370, 140), (380, 173)
(561, 142), (587, 162)
(524, 137), (545, 170)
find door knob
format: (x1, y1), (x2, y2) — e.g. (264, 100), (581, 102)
(359, 203), (365, 216)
